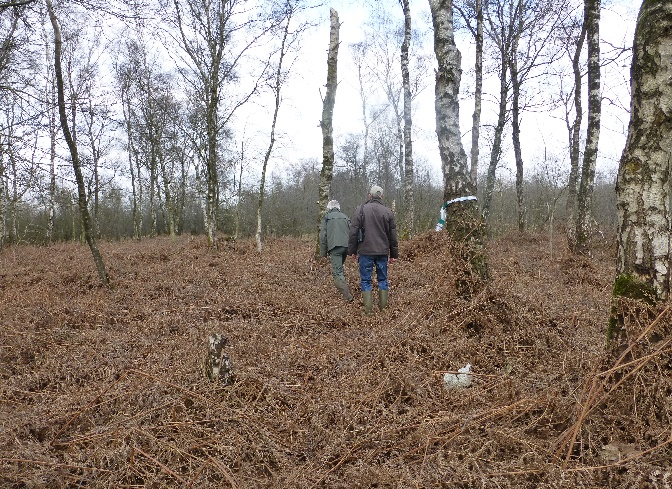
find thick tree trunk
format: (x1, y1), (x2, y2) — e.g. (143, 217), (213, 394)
(429, 0), (486, 284)
(428, 0), (473, 202)
(572, 0), (601, 254)
(615, 0), (672, 303)
(46, 0), (109, 286)
(401, 0), (415, 237)
(316, 8), (340, 259)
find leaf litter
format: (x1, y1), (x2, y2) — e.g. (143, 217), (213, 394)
(1, 231), (670, 488)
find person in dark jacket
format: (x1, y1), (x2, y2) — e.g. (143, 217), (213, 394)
(320, 200), (354, 302)
(348, 185), (399, 314)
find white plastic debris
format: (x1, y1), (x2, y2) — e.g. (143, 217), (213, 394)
(443, 363), (472, 389)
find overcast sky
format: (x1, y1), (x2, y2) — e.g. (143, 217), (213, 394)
(235, 0), (638, 187)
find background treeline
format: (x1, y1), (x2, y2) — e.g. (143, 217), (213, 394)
(0, 0), (630, 249)
(9, 158), (616, 244)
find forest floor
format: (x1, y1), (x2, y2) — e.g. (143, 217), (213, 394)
(1, 230), (671, 488)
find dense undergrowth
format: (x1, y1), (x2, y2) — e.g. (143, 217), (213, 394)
(1, 231), (670, 488)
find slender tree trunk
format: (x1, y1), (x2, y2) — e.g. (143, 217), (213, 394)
(235, 140), (244, 240)
(614, 0), (672, 304)
(509, 46), (526, 232)
(469, 0), (483, 188)
(482, 49), (508, 224)
(149, 141), (157, 237)
(160, 154), (176, 236)
(85, 96), (102, 239)
(355, 49), (369, 175)
(572, 0), (601, 254)
(565, 22), (587, 235)
(46, 0), (109, 286)
(0, 152), (5, 250)
(400, 0), (415, 237)
(257, 6), (291, 253)
(43, 20), (57, 244)
(48, 80), (57, 244)
(205, 92), (219, 246)
(121, 84), (141, 240)
(316, 8), (340, 259)
(10, 153), (18, 243)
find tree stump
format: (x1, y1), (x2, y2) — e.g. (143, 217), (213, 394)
(203, 334), (234, 385)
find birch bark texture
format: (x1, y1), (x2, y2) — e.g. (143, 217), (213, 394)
(316, 8), (340, 258)
(428, 0), (480, 239)
(469, 0), (483, 188)
(572, 0), (601, 254)
(429, 0), (486, 283)
(400, 0), (415, 237)
(615, 0), (672, 300)
(428, 0), (473, 203)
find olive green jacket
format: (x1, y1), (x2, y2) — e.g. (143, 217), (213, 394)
(319, 208), (351, 257)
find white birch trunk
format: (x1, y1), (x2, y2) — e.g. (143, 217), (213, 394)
(316, 8), (340, 258)
(401, 0), (415, 237)
(615, 0), (672, 300)
(573, 0), (601, 254)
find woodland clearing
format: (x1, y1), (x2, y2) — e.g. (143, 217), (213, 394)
(1, 231), (671, 488)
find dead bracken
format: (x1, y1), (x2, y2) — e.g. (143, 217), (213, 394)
(1, 231), (670, 488)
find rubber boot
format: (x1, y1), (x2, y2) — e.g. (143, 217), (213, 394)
(378, 290), (389, 311)
(334, 278), (354, 302)
(362, 291), (373, 315)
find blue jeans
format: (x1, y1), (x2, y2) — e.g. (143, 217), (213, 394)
(358, 255), (389, 292)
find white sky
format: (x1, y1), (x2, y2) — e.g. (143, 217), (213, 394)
(233, 0), (638, 186)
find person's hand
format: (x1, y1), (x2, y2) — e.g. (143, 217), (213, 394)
(389, 258), (396, 264)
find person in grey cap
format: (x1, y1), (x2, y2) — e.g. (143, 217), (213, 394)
(319, 200), (354, 302)
(348, 185), (399, 314)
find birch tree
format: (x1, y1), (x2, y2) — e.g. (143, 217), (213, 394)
(400, 0), (415, 237)
(571, 0), (601, 254)
(316, 8), (339, 258)
(115, 42), (143, 240)
(45, 0), (109, 285)
(613, 0), (672, 313)
(429, 0), (487, 282)
(561, 8), (586, 234)
(256, 0), (305, 253)
(166, 0), (268, 247)
(455, 0), (483, 187)
(349, 42), (375, 187)
(480, 0), (512, 225)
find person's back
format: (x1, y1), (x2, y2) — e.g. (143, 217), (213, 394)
(348, 186), (398, 314)
(320, 200), (354, 302)
(320, 208), (349, 255)
(350, 198), (398, 257)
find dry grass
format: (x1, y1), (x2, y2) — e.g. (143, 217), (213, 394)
(1, 231), (670, 488)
